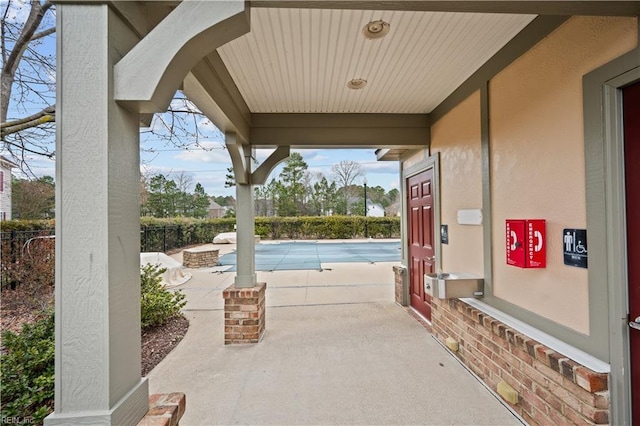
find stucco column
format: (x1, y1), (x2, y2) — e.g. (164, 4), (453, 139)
(235, 145), (257, 287)
(46, 4), (148, 425)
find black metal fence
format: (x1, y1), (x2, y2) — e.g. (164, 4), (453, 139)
(1, 217), (400, 265)
(140, 222), (236, 253)
(1, 229), (55, 264)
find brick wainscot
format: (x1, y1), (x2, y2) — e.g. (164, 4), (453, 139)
(432, 298), (609, 425)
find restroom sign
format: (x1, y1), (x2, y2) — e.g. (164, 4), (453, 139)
(563, 229), (588, 268)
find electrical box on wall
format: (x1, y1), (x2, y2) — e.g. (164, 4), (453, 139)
(506, 219), (546, 268)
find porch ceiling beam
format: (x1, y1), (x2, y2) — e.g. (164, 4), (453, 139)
(252, 1), (640, 16)
(252, 146), (291, 185)
(114, 0), (249, 113)
(226, 133), (249, 185)
(183, 53), (252, 143)
(250, 113), (430, 149)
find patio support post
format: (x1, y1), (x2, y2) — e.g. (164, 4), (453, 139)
(46, 4), (148, 424)
(223, 139), (266, 344)
(235, 143), (257, 288)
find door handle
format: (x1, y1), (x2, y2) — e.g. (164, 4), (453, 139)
(630, 316), (640, 331)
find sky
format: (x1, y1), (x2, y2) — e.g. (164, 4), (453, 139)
(3, 0), (400, 199)
(138, 137), (400, 198)
(16, 122), (401, 199)
(13, 112), (401, 200)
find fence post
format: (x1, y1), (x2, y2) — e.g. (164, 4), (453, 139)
(10, 230), (16, 263)
(163, 226), (167, 253)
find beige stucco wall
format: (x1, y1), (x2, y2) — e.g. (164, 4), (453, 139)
(490, 16), (638, 333)
(430, 91), (483, 276)
(402, 149), (427, 169)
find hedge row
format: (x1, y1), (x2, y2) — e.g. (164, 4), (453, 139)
(254, 216), (400, 240)
(2, 216), (401, 255)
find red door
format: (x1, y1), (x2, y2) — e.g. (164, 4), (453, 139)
(407, 169), (436, 320)
(623, 81), (640, 425)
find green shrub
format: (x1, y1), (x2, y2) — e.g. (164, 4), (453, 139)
(0, 311), (55, 425)
(140, 264), (187, 329)
(0, 266), (187, 424)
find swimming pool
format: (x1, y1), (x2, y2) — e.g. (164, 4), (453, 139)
(218, 240), (401, 271)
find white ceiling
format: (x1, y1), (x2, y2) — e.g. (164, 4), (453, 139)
(216, 8), (536, 114)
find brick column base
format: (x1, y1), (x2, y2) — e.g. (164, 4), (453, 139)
(137, 393), (186, 426)
(222, 282), (266, 344)
(393, 265), (407, 306)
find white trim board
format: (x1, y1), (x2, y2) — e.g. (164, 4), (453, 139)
(460, 298), (610, 373)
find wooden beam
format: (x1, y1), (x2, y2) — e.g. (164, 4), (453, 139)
(184, 53), (252, 143)
(251, 113), (430, 148)
(252, 1), (640, 16)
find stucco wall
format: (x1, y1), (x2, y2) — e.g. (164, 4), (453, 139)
(402, 150), (427, 169)
(430, 91), (483, 276)
(489, 16), (638, 333)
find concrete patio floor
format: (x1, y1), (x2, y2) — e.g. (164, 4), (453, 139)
(147, 242), (523, 425)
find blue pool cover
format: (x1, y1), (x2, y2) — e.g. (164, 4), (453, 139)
(219, 241), (401, 271)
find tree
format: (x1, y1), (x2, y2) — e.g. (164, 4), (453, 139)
(277, 152), (308, 216)
(1, 0), (56, 166)
(174, 172), (194, 215)
(12, 174), (55, 219)
(308, 175), (337, 216)
(146, 174), (181, 218)
(224, 166), (235, 188)
(192, 183), (209, 218)
(331, 160), (364, 215)
(1, 1), (222, 174)
(213, 195), (235, 207)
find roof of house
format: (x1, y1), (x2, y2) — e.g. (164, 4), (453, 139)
(0, 156), (18, 169)
(208, 200), (224, 210)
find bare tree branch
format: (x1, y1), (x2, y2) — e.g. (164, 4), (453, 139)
(2, 1), (219, 177)
(31, 26), (54, 42)
(3, 139), (54, 158)
(2, 0), (54, 123)
(1, 105), (55, 137)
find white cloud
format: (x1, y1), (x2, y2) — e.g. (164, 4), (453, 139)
(173, 145), (231, 164)
(387, 179), (399, 190)
(361, 162), (399, 174)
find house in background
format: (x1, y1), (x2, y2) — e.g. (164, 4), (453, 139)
(206, 199), (226, 219)
(0, 156), (17, 221)
(366, 201), (385, 217)
(385, 201), (401, 217)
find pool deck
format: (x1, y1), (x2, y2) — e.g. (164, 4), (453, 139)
(148, 240), (522, 425)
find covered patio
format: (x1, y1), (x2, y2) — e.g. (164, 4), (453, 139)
(50, 1), (639, 424)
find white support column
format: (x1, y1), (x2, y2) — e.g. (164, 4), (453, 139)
(235, 144), (257, 287)
(46, 4), (148, 425)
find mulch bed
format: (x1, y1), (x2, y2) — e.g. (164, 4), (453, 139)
(142, 314), (189, 375)
(1, 285), (189, 376)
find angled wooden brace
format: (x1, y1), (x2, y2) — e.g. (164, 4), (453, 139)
(114, 0), (250, 113)
(226, 133), (249, 185)
(252, 146), (290, 185)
